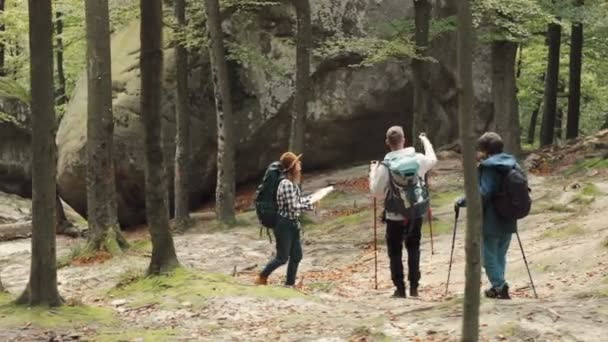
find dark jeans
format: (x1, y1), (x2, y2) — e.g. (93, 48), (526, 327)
(386, 218), (423, 290)
(260, 216), (303, 285)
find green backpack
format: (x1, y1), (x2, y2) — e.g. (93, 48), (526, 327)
(254, 161), (285, 229)
(381, 155), (429, 219)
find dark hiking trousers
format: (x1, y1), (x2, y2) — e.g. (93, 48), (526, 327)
(386, 218), (423, 290)
(260, 216), (303, 285)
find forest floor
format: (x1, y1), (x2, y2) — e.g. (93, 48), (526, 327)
(1, 140), (608, 341)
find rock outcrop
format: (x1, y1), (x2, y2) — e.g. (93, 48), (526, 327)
(56, 0), (493, 226)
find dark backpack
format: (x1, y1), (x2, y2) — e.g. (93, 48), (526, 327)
(254, 161), (284, 229)
(492, 166), (532, 220)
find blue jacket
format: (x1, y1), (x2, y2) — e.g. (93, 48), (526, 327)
(460, 153), (518, 236)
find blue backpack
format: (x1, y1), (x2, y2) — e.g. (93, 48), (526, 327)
(381, 155), (429, 219)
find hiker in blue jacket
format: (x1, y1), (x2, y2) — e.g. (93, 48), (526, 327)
(455, 132), (519, 299)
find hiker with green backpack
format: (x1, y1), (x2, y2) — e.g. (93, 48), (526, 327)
(370, 126), (437, 298)
(254, 152), (316, 286)
(454, 132), (532, 300)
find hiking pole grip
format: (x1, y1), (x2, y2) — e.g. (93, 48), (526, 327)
(373, 197), (378, 290)
(516, 231), (538, 299)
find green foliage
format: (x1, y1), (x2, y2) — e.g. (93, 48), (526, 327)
(473, 0), (551, 43)
(314, 16), (457, 67)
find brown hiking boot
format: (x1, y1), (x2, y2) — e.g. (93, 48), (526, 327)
(254, 275), (268, 285)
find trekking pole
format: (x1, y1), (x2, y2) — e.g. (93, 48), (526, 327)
(516, 231), (538, 299)
(425, 174), (435, 255)
(373, 197), (378, 290)
(445, 207), (460, 296)
(427, 208), (435, 255)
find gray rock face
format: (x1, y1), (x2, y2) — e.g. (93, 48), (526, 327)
(56, 0), (493, 227)
(0, 99), (31, 197)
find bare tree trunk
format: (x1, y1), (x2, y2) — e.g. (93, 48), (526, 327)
(55, 11), (67, 106)
(205, 0), (236, 224)
(540, 22), (562, 147)
(16, 0), (62, 307)
(140, 0), (179, 274)
(84, 0), (127, 252)
(288, 0), (311, 154)
(0, 0), (5, 76)
(492, 40), (521, 155)
(527, 99), (542, 145)
(555, 106), (564, 141)
(457, 0), (482, 340)
(173, 0), (191, 232)
(411, 0), (432, 143)
(566, 2), (583, 140)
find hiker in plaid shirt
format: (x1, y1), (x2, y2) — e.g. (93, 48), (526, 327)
(277, 177), (314, 222)
(256, 152), (315, 286)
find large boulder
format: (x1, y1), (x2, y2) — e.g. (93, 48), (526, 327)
(0, 99), (31, 197)
(57, 0), (493, 227)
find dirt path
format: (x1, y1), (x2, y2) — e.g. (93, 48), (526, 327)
(1, 159), (607, 341)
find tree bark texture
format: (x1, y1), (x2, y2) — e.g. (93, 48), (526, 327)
(55, 11), (67, 106)
(411, 0), (432, 143)
(84, 0), (126, 253)
(540, 22), (562, 146)
(17, 0), (62, 307)
(491, 41), (521, 155)
(205, 0), (236, 224)
(527, 99), (542, 145)
(0, 0), (5, 76)
(288, 0), (312, 154)
(457, 0), (482, 340)
(566, 7), (583, 140)
(140, 0), (179, 274)
(173, 0), (191, 232)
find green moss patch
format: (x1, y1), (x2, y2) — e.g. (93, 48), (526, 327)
(128, 239), (152, 254)
(0, 293), (116, 329)
(540, 225), (585, 240)
(581, 183), (604, 197)
(350, 326), (392, 342)
(430, 190), (463, 208)
(96, 328), (178, 342)
(108, 268), (305, 309)
(565, 157), (608, 175)
(423, 217), (453, 236)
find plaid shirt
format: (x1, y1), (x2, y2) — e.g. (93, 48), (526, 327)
(277, 179), (314, 221)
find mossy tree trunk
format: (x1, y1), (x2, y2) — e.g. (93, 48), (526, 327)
(84, 0), (128, 253)
(205, 0), (236, 224)
(457, 0), (482, 340)
(140, 0), (180, 274)
(16, 0), (63, 307)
